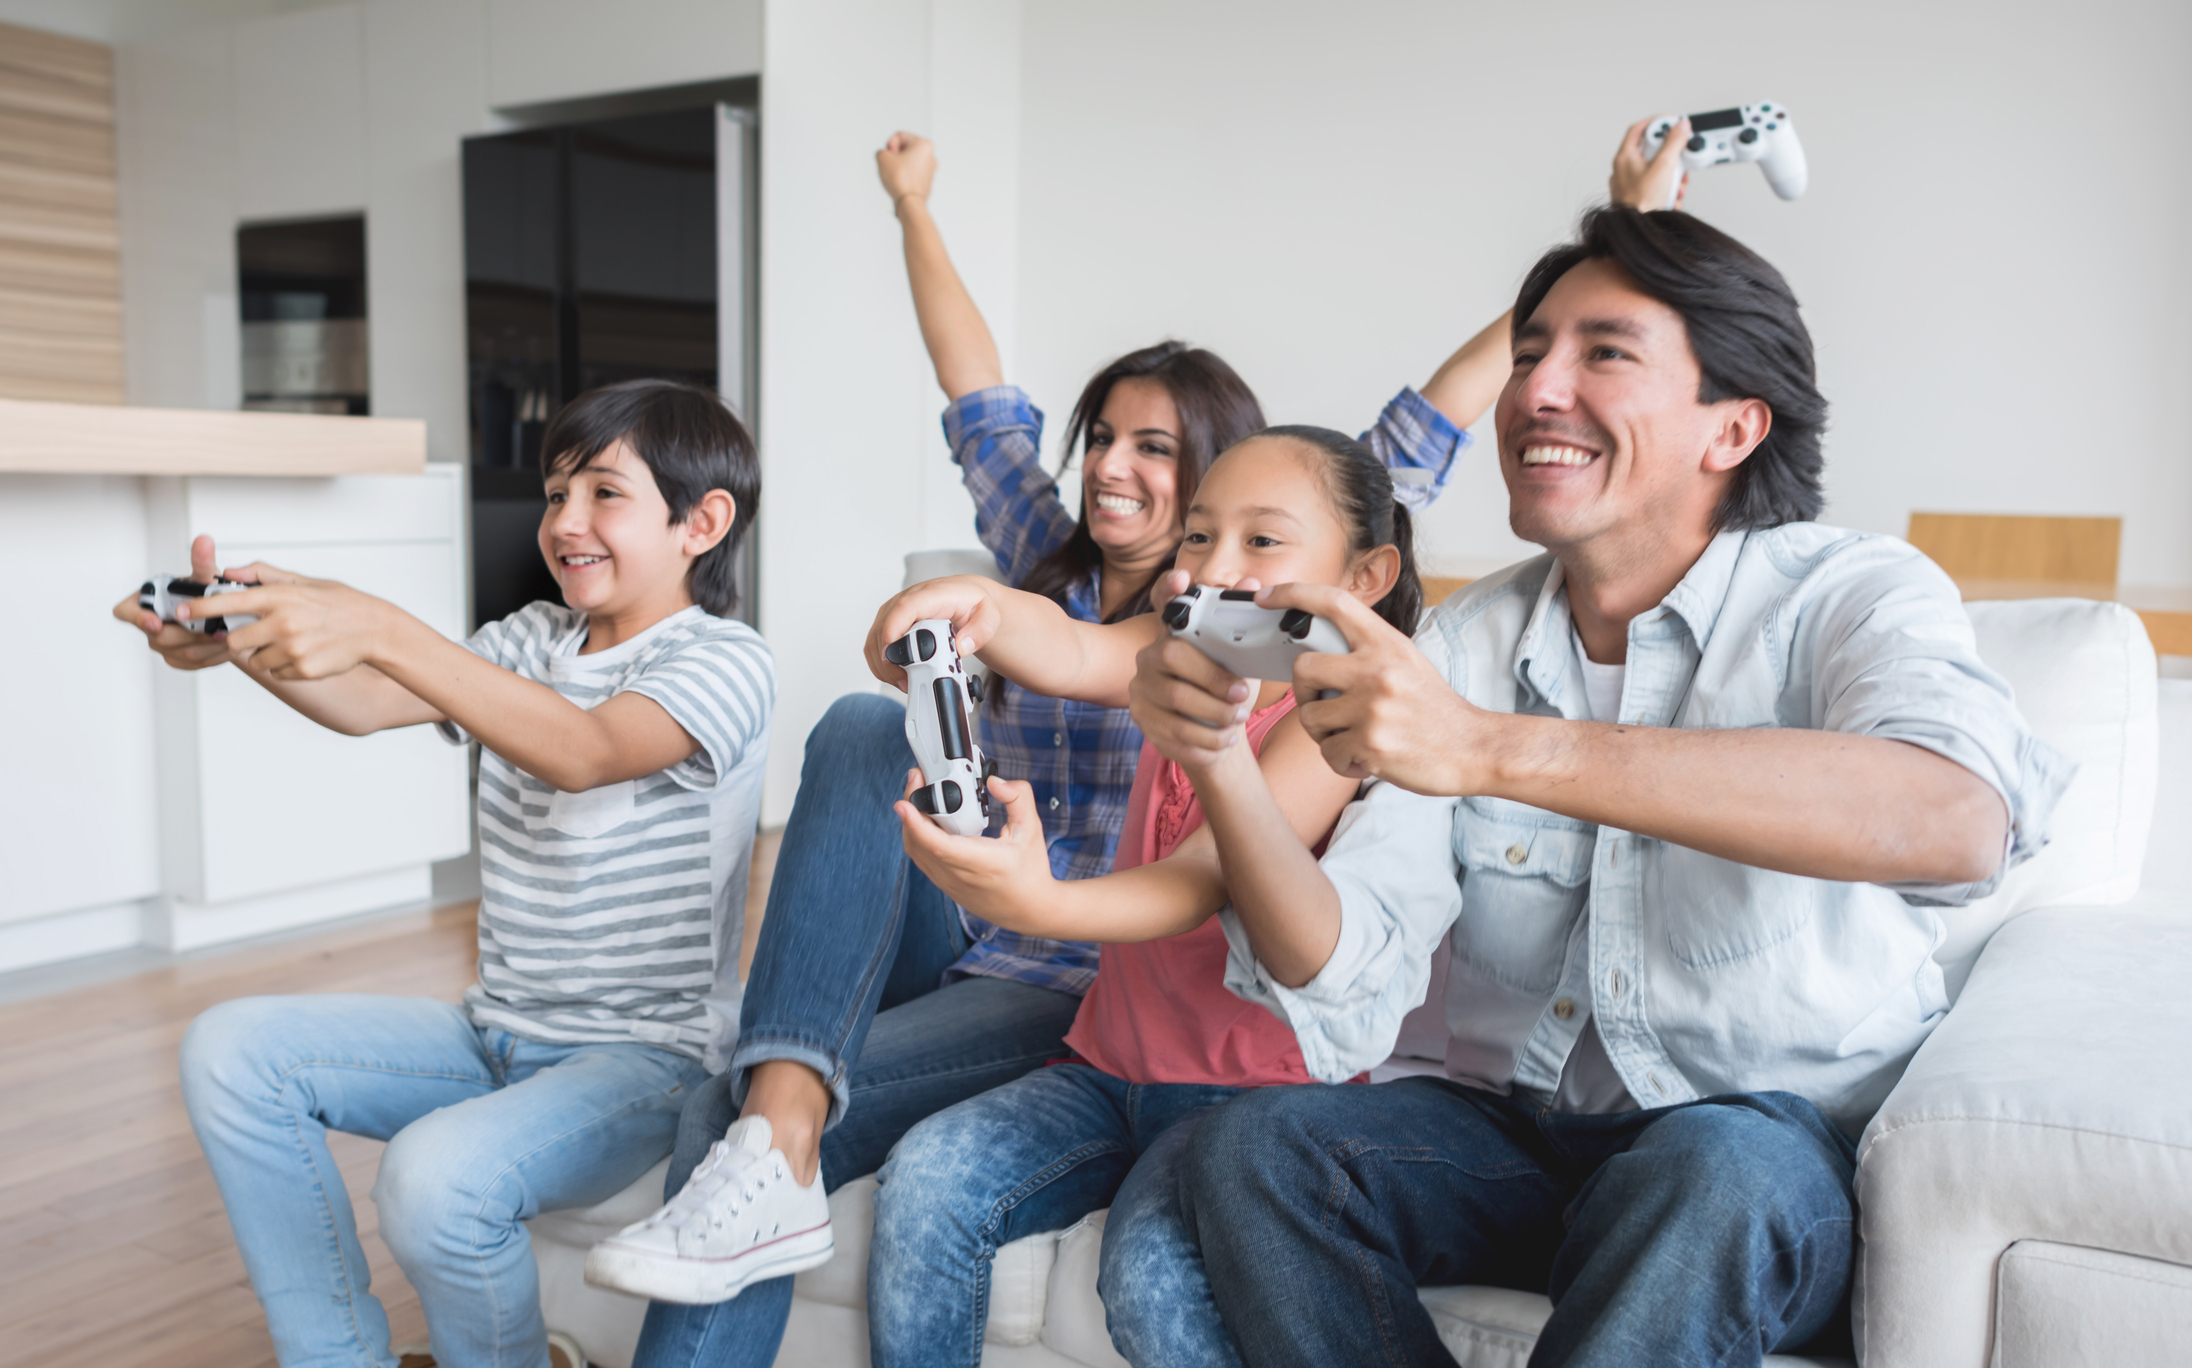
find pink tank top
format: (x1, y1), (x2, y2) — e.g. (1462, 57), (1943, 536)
(1062, 693), (1330, 1087)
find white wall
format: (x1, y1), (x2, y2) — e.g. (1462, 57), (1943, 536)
(1012, 0), (2192, 588)
(753, 0), (1025, 822)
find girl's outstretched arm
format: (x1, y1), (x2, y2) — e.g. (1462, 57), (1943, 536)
(865, 573), (1164, 710)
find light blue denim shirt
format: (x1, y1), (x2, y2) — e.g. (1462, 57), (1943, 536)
(1222, 524), (2074, 1134)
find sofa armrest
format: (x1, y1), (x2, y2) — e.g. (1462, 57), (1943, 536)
(1852, 899), (2192, 1368)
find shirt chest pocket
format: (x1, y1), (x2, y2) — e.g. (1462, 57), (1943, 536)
(545, 779), (639, 839)
(1453, 798), (1596, 996)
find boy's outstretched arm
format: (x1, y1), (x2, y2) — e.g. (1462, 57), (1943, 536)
(878, 131), (1003, 401)
(132, 547), (698, 793)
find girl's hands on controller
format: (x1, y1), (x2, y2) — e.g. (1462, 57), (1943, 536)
(1127, 568), (1259, 772)
(1612, 116), (1690, 211)
(894, 768), (1055, 923)
(864, 574), (999, 691)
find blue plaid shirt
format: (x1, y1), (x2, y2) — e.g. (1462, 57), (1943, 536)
(941, 384), (1470, 995)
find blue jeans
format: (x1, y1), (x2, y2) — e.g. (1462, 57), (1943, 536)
(1177, 1079), (1858, 1368)
(178, 993), (706, 1368)
(632, 693), (1083, 1368)
(869, 1063), (1245, 1368)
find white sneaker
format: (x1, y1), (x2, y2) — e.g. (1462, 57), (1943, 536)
(583, 1116), (833, 1305)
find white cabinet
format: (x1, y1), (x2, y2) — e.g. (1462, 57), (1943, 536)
(145, 462), (471, 950)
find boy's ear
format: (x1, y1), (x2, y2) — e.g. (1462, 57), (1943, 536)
(1347, 544), (1401, 605)
(680, 490), (737, 557)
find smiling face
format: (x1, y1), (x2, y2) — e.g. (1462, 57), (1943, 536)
(539, 439), (727, 627)
(1080, 375), (1185, 573)
(1496, 257), (1768, 566)
(1174, 436), (1387, 603)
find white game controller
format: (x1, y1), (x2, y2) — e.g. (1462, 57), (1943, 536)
(1162, 586), (1350, 697)
(138, 574), (258, 634)
(885, 618), (995, 837)
(1642, 103), (1807, 207)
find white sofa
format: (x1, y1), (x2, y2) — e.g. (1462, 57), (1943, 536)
(532, 597), (2191, 1368)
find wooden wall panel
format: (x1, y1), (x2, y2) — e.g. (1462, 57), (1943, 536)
(0, 21), (122, 405)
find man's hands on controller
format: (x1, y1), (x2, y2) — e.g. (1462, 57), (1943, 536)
(1258, 582), (1501, 797)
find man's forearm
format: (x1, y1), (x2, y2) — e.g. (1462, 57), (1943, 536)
(896, 196), (1002, 401)
(1483, 714), (2009, 885)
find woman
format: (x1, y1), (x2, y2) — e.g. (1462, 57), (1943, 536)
(593, 127), (1577, 1367)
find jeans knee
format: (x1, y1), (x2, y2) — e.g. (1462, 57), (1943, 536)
(179, 997), (290, 1115)
(374, 1120), (504, 1264)
(1177, 1089), (1311, 1218)
(1626, 1101), (1853, 1240)
(871, 1114), (967, 1249)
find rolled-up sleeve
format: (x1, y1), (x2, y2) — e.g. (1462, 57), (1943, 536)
(1361, 387), (1470, 512)
(1222, 779), (1463, 1082)
(1806, 547), (2076, 904)
(943, 386), (1078, 586)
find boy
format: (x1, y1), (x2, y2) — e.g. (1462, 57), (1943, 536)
(116, 379), (774, 1368)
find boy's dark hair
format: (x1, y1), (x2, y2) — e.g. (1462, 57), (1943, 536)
(1513, 206), (1828, 530)
(540, 378), (759, 616)
(1019, 340), (1267, 622)
(1256, 425), (1424, 632)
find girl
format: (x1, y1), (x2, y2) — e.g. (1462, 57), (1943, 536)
(861, 425), (1422, 1367)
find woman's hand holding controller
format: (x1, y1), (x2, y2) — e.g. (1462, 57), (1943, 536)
(864, 574), (999, 691)
(1612, 116), (1689, 211)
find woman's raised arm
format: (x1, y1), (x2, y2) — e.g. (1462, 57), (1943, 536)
(878, 132), (1004, 401)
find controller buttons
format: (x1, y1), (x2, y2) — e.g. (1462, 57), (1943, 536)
(1686, 134), (1706, 153)
(1739, 128), (1758, 144)
(1279, 608), (1314, 641)
(1162, 598), (1192, 629)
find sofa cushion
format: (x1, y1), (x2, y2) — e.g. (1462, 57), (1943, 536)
(1854, 904), (2192, 1367)
(1994, 1241), (2192, 1368)
(1935, 600), (2157, 995)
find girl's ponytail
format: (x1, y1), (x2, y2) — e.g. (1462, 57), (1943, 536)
(1253, 425), (1426, 632)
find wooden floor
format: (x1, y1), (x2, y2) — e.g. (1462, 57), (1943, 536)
(0, 831), (779, 1368)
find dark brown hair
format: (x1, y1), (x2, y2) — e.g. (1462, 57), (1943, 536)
(1017, 340), (1265, 621)
(1514, 206), (1827, 530)
(540, 378), (759, 616)
(1255, 425), (1423, 632)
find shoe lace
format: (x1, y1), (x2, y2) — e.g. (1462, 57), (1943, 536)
(647, 1140), (778, 1233)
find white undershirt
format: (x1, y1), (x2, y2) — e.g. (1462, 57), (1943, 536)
(1550, 628), (1639, 1114)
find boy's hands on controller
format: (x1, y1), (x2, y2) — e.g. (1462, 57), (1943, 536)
(865, 575), (997, 690)
(1257, 582), (1502, 797)
(893, 767), (1053, 920)
(1612, 115), (1689, 211)
(112, 533), (245, 671)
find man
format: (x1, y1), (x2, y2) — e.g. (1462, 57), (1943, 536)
(1126, 206), (2070, 1366)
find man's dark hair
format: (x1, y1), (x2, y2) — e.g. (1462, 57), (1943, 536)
(540, 378), (759, 617)
(1513, 206), (1827, 530)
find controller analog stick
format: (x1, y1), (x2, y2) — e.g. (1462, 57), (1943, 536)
(1738, 127), (1758, 144)
(1686, 134), (1707, 153)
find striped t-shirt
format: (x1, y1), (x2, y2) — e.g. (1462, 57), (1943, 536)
(438, 601), (775, 1065)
